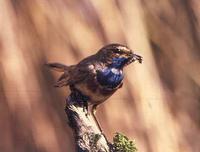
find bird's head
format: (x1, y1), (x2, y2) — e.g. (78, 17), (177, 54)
(97, 43), (142, 69)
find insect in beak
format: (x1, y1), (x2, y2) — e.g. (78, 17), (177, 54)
(132, 53), (143, 63)
(126, 52), (143, 65)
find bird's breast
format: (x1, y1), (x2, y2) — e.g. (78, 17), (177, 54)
(72, 66), (123, 105)
(96, 67), (124, 88)
(74, 83), (116, 105)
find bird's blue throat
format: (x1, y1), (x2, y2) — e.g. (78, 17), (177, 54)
(111, 57), (129, 68)
(97, 57), (128, 88)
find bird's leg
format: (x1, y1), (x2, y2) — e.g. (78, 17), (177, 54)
(91, 104), (102, 132)
(91, 105), (111, 145)
(92, 104), (97, 115)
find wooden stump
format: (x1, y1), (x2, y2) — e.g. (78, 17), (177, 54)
(65, 92), (110, 152)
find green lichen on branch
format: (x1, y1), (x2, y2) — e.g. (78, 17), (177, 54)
(112, 132), (137, 152)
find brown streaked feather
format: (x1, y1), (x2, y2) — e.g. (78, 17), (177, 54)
(54, 72), (70, 87)
(68, 65), (91, 85)
(53, 64), (92, 88)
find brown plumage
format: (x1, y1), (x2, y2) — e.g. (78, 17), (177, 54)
(46, 43), (142, 131)
(46, 44), (142, 106)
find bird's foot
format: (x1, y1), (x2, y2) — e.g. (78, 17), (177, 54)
(91, 105), (97, 115)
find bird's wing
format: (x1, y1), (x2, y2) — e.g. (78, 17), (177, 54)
(67, 54), (98, 85)
(68, 64), (94, 85)
(48, 54), (98, 87)
(54, 63), (94, 87)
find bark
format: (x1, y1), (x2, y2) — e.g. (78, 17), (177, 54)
(65, 91), (110, 152)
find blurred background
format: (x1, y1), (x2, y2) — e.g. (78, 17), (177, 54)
(0, 0), (200, 152)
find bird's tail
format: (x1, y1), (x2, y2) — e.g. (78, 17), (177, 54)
(45, 62), (69, 72)
(45, 62), (70, 87)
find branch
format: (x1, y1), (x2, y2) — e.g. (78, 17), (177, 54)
(65, 92), (110, 152)
(65, 91), (138, 152)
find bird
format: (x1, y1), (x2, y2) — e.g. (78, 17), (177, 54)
(46, 43), (142, 130)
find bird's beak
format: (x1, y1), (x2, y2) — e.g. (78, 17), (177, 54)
(127, 52), (143, 65)
(132, 53), (143, 63)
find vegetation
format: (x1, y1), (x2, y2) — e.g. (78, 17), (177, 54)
(112, 133), (137, 152)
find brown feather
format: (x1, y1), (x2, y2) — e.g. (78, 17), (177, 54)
(54, 72), (70, 87)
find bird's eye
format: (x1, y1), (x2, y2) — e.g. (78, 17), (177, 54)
(113, 49), (122, 54)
